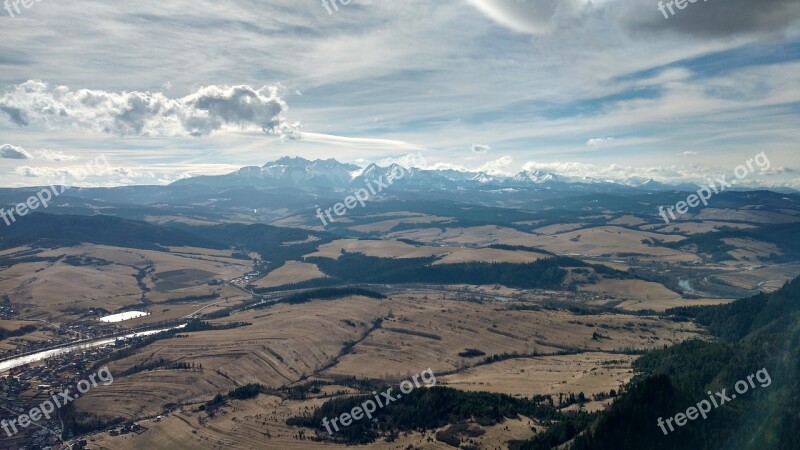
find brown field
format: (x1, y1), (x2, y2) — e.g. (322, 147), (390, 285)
(430, 248), (546, 265)
(72, 287), (703, 450)
(645, 221), (756, 235)
(69, 292), (700, 435)
(0, 319), (40, 332)
(577, 278), (734, 311)
(313, 293), (697, 379)
(85, 394), (540, 450)
(166, 247), (240, 258)
(74, 296), (387, 420)
(578, 279), (681, 303)
(251, 261), (328, 288)
(307, 239), (452, 259)
(615, 297), (734, 312)
(712, 264), (800, 291)
(0, 246), (31, 257)
(153, 269), (217, 291)
(387, 225), (540, 247)
(0, 259), (143, 320)
(526, 226), (695, 262)
(0, 244), (252, 321)
(721, 238), (783, 264)
(0, 319), (56, 352)
(440, 352), (636, 400)
(305, 238), (548, 264)
(125, 284), (251, 326)
(7, 199), (796, 450)
(386, 225), (698, 263)
(531, 223), (586, 235)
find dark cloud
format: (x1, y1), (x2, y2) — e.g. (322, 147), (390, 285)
(464, 0), (800, 38)
(619, 0), (800, 38)
(472, 143), (491, 153)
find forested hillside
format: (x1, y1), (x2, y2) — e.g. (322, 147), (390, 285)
(564, 276), (800, 450)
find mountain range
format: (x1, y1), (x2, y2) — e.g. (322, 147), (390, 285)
(172, 156), (785, 193)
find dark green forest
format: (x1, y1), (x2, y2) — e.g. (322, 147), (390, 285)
(564, 276), (800, 450)
(287, 386), (591, 445)
(308, 253), (571, 289)
(660, 222), (800, 262)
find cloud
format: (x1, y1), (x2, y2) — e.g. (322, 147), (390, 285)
(299, 132), (424, 150)
(0, 81), (300, 138)
(521, 159), (799, 185)
(0, 144), (31, 159)
(523, 161), (596, 176)
(15, 163), (144, 186)
(471, 143), (491, 154)
(464, 0), (586, 34)
(465, 0), (800, 38)
(619, 0), (800, 38)
(11, 157), (244, 187)
(36, 149), (79, 161)
(377, 152), (429, 169)
(15, 166), (64, 178)
(759, 166), (796, 175)
(480, 155), (513, 175)
(586, 137), (615, 147)
(679, 151), (698, 157)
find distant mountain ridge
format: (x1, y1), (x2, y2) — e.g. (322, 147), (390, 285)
(171, 156), (723, 192)
(173, 156), (361, 188)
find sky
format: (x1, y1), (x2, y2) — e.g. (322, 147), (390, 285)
(0, 0), (798, 188)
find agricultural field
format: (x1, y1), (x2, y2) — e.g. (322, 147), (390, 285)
(305, 238), (549, 264)
(68, 291), (701, 449)
(0, 195), (797, 450)
(251, 261), (328, 288)
(0, 244), (252, 323)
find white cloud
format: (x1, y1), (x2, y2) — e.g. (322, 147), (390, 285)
(428, 161), (472, 172)
(16, 163), (162, 187)
(586, 137), (615, 147)
(15, 166), (67, 178)
(299, 132), (424, 150)
(0, 81), (300, 138)
(377, 152), (429, 169)
(471, 143), (491, 154)
(0, 144), (31, 159)
(521, 159), (798, 186)
(480, 155), (513, 175)
(679, 151), (698, 157)
(36, 149), (79, 161)
(759, 166), (796, 175)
